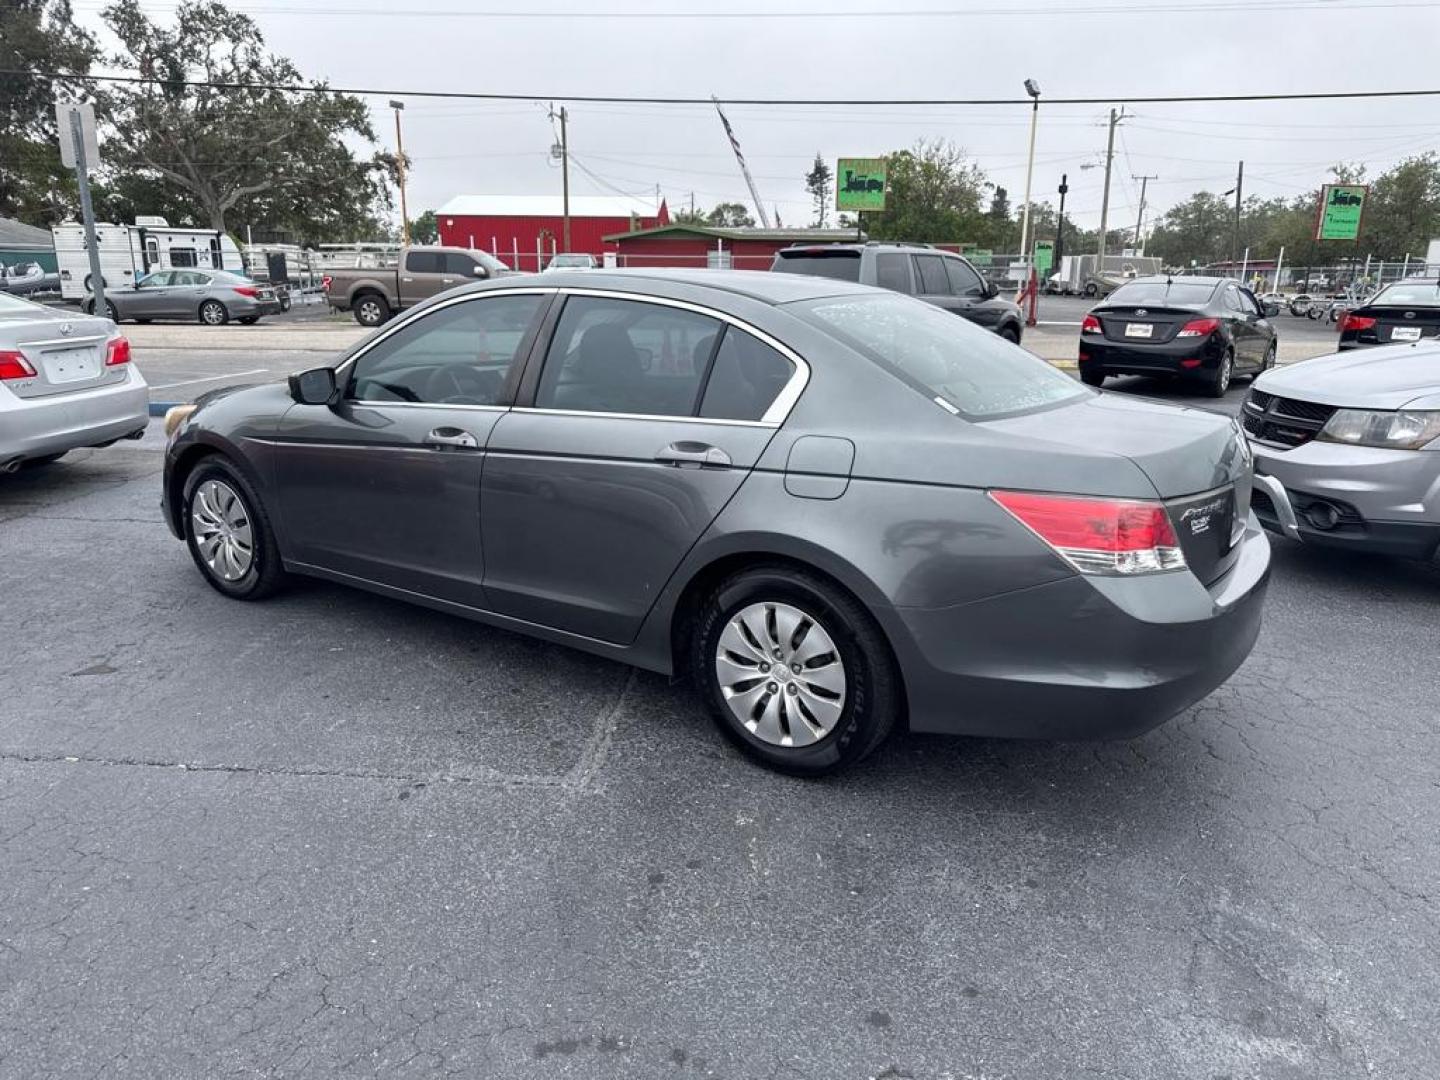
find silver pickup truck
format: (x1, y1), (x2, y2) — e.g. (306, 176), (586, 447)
(323, 246), (513, 326)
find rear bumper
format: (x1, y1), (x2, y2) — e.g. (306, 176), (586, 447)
(890, 518), (1271, 739)
(1249, 440), (1440, 559)
(0, 370), (150, 463)
(1079, 333), (1225, 378)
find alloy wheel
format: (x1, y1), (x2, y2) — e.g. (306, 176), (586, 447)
(714, 601), (847, 748)
(190, 478), (254, 582)
(201, 301), (226, 325)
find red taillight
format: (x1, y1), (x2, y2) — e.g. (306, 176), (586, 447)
(321, 275), (333, 293)
(105, 337), (132, 367)
(0, 350), (37, 380)
(1339, 313), (1376, 335)
(232, 285), (258, 298)
(1081, 313), (1102, 334)
(1176, 317), (1221, 338)
(990, 490), (1187, 576)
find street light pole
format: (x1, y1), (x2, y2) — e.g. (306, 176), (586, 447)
(389, 100), (409, 246)
(1097, 106), (1127, 264)
(1055, 173), (1068, 269)
(1018, 79), (1041, 271)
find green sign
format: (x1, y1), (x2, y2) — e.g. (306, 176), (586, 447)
(1033, 241), (1054, 277)
(967, 248), (993, 268)
(836, 158), (888, 212)
(1315, 184), (1367, 241)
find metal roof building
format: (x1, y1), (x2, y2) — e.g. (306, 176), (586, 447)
(435, 194), (669, 271)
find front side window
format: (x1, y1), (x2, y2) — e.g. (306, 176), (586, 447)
(914, 254), (951, 296)
(443, 252), (483, 277)
(797, 293), (1086, 419)
(874, 253), (912, 294)
(1223, 286), (1244, 312)
(945, 258), (985, 297)
(698, 329), (795, 421)
(536, 296), (723, 416)
(138, 271), (174, 289)
(348, 294), (543, 405)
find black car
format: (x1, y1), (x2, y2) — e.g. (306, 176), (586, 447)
(772, 242), (1025, 343)
(1079, 276), (1279, 397)
(1338, 279), (1440, 350)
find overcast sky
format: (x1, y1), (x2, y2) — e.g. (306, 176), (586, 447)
(74, 0), (1440, 241)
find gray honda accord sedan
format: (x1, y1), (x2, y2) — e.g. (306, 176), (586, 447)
(161, 270), (1270, 774)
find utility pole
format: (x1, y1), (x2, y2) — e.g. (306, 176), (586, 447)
(1131, 173), (1158, 252)
(549, 105), (571, 254)
(1097, 106), (1128, 264)
(389, 100), (409, 246)
(1055, 173), (1068, 268)
(1231, 160), (1244, 271)
(1018, 79), (1042, 270)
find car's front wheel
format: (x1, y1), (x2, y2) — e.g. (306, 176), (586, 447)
(691, 566), (901, 776)
(182, 458), (287, 600)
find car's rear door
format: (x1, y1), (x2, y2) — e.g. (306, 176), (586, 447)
(271, 289), (550, 606)
(480, 291), (800, 644)
(168, 270), (211, 318)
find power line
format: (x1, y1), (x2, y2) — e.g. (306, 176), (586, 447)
(13, 69), (1440, 107)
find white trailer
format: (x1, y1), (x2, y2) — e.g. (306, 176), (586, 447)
(51, 217), (242, 300)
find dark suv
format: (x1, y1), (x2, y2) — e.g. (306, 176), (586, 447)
(771, 242), (1025, 342)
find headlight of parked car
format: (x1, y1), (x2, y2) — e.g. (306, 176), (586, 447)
(163, 403), (197, 440)
(1318, 408), (1440, 450)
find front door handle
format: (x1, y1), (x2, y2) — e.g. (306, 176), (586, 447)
(655, 441), (731, 469)
(425, 426), (479, 450)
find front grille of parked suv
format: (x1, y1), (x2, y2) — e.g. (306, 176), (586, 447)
(1241, 388), (1338, 449)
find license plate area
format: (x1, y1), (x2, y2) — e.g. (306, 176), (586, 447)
(1124, 322), (1154, 338)
(1390, 326), (1422, 341)
(41, 346), (101, 383)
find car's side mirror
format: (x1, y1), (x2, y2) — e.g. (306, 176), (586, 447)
(986, 281), (999, 299)
(1263, 302), (1280, 318)
(289, 366), (338, 405)
(472, 264), (488, 278)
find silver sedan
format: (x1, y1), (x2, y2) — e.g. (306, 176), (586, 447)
(87, 269), (282, 326)
(0, 291), (149, 472)
(1245, 342), (1440, 559)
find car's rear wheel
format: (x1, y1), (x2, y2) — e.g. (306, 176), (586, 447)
(1260, 341), (1277, 373)
(1080, 368), (1106, 387)
(691, 566), (901, 776)
(199, 299), (229, 326)
(1083, 282), (1098, 298)
(182, 458), (287, 600)
(1203, 348), (1234, 398)
(353, 294), (389, 327)
(86, 299), (121, 322)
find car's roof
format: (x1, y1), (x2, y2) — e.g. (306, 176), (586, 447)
(474, 267), (878, 304)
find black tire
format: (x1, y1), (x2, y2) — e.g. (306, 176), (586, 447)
(135, 317), (152, 324)
(181, 457), (288, 601)
(353, 293), (389, 327)
(238, 315), (259, 325)
(87, 298), (121, 323)
(279, 294), (292, 313)
(999, 324), (1021, 345)
(21, 452), (67, 468)
(690, 565), (902, 776)
(1260, 341), (1277, 373)
(1083, 282), (1098, 298)
(199, 299), (229, 326)
(1080, 368), (1106, 387)
(1202, 349), (1234, 398)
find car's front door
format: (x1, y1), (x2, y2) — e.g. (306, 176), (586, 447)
(1237, 287), (1273, 369)
(271, 290), (550, 606)
(127, 270), (176, 317)
(481, 292), (800, 644)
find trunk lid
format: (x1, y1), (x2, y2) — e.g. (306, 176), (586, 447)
(1095, 304), (1202, 344)
(981, 393), (1251, 585)
(1353, 303), (1440, 347)
(1, 311), (123, 400)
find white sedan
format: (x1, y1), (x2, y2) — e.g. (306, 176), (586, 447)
(0, 292), (149, 472)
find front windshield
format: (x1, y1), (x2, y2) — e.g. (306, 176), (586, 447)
(1105, 280), (1216, 307)
(1372, 282), (1440, 307)
(796, 293), (1087, 419)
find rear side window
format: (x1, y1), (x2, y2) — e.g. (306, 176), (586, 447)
(406, 250), (443, 274)
(798, 293), (1085, 419)
(874, 253), (912, 294)
(698, 329), (795, 421)
(914, 255), (951, 296)
(536, 296), (723, 416)
(772, 251), (861, 282)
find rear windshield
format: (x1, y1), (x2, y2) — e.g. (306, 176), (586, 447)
(796, 293), (1087, 419)
(1371, 282), (1440, 307)
(773, 250), (862, 282)
(1106, 281), (1216, 307)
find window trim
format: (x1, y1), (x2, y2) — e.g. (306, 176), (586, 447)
(334, 287), (555, 411)
(516, 287), (810, 427)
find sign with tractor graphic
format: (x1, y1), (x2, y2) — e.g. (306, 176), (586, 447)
(837, 158), (888, 212)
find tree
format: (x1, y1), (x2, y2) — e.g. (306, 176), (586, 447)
(408, 209), (439, 245)
(804, 154), (832, 227)
(862, 140), (989, 244)
(705, 202), (755, 228)
(99, 0), (395, 239)
(0, 0), (100, 225)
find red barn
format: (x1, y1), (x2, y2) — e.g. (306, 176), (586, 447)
(435, 194), (668, 271)
(606, 224), (875, 271)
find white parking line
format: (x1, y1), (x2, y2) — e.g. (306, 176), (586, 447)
(150, 368), (270, 390)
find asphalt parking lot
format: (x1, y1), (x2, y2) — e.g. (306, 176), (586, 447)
(2, 374), (1438, 1077)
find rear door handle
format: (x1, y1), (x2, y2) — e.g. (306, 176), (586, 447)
(655, 441), (731, 469)
(425, 426), (479, 450)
